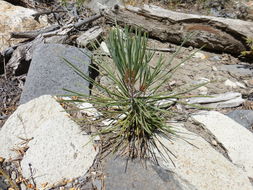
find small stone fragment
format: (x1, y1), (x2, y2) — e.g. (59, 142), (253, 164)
(212, 66), (218, 71)
(77, 102), (102, 118)
(193, 52), (206, 59)
(224, 79), (246, 89)
(11, 171), (17, 180)
(211, 140), (218, 146)
(209, 56), (221, 62)
(100, 41), (110, 54)
(198, 86), (208, 95)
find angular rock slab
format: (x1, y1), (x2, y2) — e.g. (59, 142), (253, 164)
(156, 124), (253, 190)
(20, 44), (90, 104)
(192, 111), (253, 179)
(104, 157), (197, 190)
(0, 95), (97, 187)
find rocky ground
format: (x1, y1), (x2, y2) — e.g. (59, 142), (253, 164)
(1, 0), (253, 190)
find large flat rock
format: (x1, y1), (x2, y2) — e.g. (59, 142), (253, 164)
(192, 111), (253, 179)
(0, 95), (97, 187)
(20, 44), (90, 104)
(104, 157), (197, 190)
(156, 124), (253, 190)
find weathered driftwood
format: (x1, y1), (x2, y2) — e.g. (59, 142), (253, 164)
(10, 13), (102, 40)
(105, 4), (253, 55)
(74, 13), (102, 28)
(76, 26), (103, 47)
(147, 47), (176, 52)
(10, 25), (60, 39)
(32, 10), (68, 22)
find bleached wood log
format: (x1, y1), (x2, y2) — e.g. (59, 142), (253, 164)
(105, 4), (253, 55)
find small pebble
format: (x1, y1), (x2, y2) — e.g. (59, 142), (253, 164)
(212, 66), (218, 71)
(209, 55), (221, 62)
(11, 171), (17, 180)
(193, 52), (206, 59)
(188, 46), (194, 51)
(65, 183), (73, 188)
(100, 41), (110, 54)
(198, 86), (208, 95)
(224, 79), (246, 89)
(211, 140), (218, 146)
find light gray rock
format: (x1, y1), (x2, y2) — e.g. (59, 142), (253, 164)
(224, 79), (246, 89)
(227, 110), (253, 131)
(209, 55), (221, 62)
(156, 124), (253, 190)
(0, 95), (97, 187)
(20, 183), (27, 190)
(20, 44), (90, 104)
(219, 64), (253, 77)
(104, 157), (197, 190)
(100, 41), (110, 54)
(76, 26), (103, 47)
(192, 52), (206, 59)
(44, 35), (68, 44)
(187, 92), (245, 108)
(77, 102), (102, 118)
(87, 0), (123, 12)
(192, 111), (253, 179)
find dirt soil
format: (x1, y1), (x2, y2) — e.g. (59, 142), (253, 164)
(97, 38), (253, 100)
(0, 69), (22, 129)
